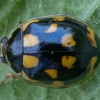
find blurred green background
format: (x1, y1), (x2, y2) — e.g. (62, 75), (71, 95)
(0, 0), (100, 100)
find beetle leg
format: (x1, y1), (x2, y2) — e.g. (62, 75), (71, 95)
(1, 73), (21, 85)
(19, 20), (23, 32)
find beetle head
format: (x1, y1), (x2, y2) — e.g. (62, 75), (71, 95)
(0, 37), (8, 63)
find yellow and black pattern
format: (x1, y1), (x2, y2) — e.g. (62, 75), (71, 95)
(3, 15), (100, 88)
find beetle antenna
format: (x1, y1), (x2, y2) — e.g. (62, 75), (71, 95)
(1, 62), (6, 79)
(2, 20), (8, 37)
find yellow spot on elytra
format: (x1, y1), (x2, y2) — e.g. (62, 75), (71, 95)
(61, 34), (76, 47)
(44, 69), (57, 79)
(24, 34), (39, 47)
(87, 56), (97, 75)
(87, 27), (97, 47)
(53, 16), (65, 21)
(23, 55), (39, 68)
(23, 19), (39, 31)
(45, 23), (57, 33)
(22, 70), (39, 83)
(62, 56), (76, 69)
(52, 81), (64, 86)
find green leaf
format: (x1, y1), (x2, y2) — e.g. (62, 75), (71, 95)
(0, 0), (100, 100)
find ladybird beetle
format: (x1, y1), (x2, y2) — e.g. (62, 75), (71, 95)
(0, 15), (100, 88)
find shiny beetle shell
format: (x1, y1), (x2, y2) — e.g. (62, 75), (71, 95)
(0, 15), (100, 88)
